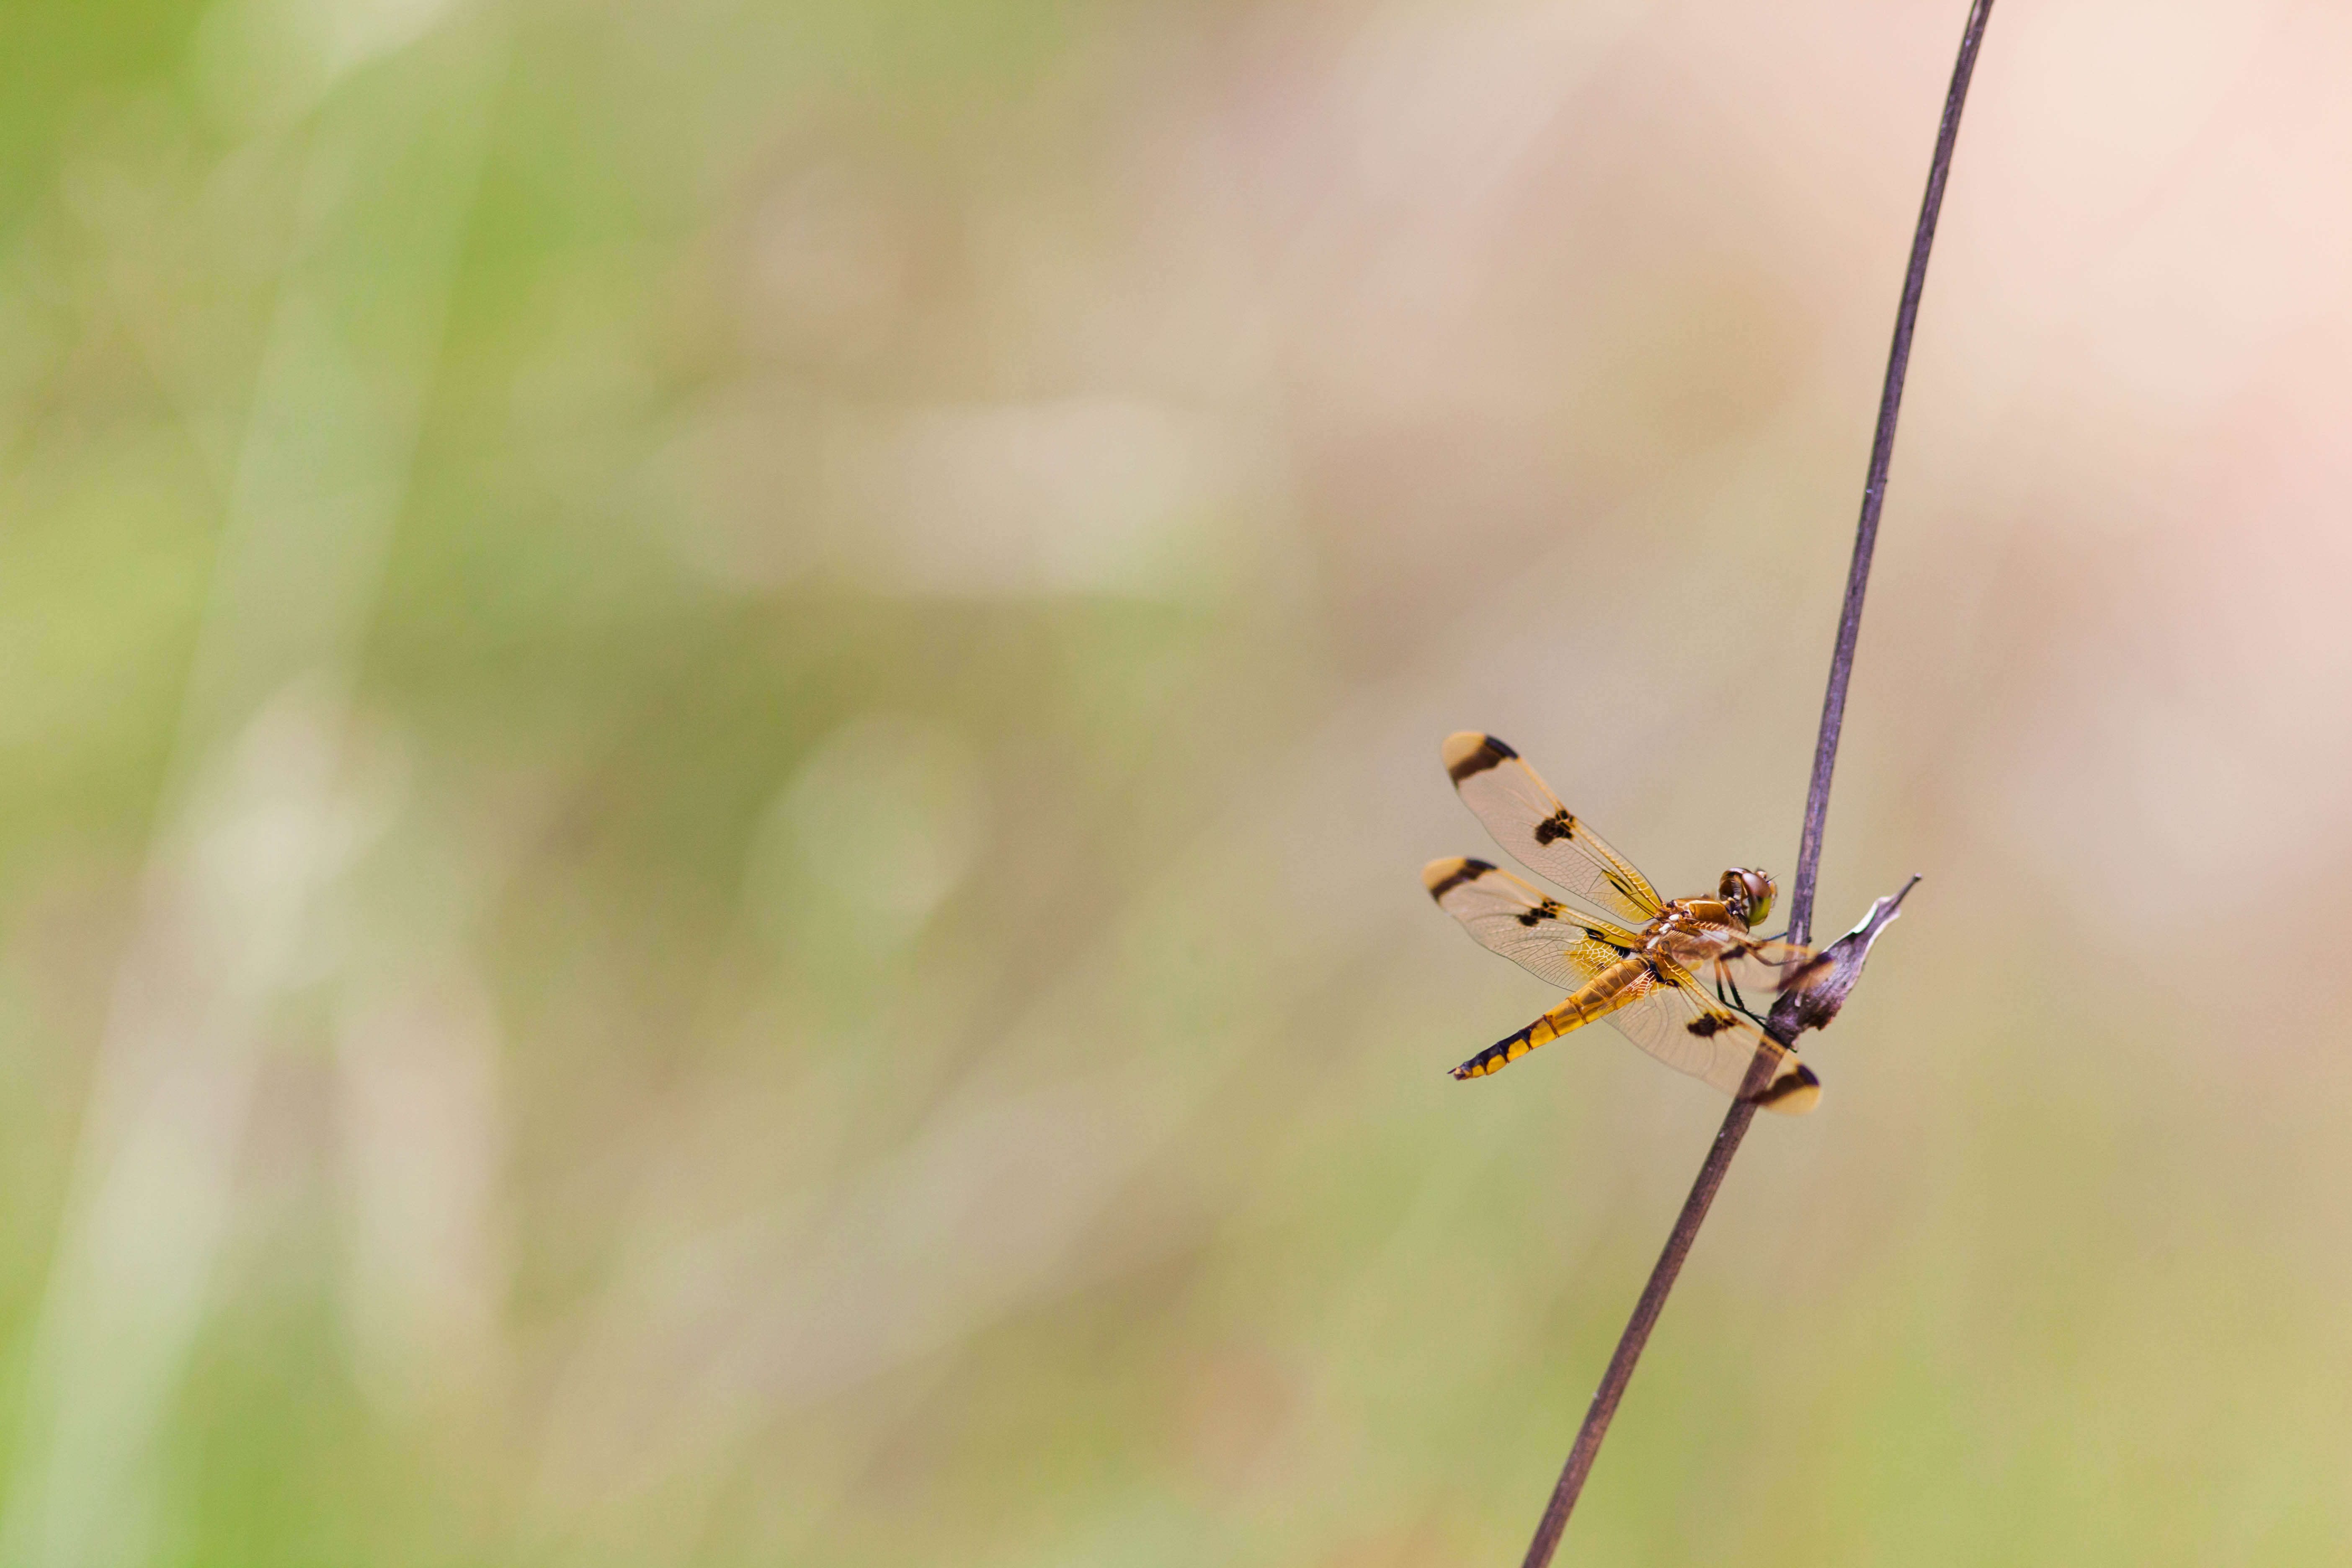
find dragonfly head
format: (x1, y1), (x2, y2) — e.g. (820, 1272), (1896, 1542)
(1720, 867), (1776, 931)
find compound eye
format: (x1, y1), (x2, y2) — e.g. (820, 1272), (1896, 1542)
(1720, 868), (1775, 927)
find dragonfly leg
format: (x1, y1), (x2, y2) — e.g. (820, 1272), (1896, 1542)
(1713, 958), (1769, 1025)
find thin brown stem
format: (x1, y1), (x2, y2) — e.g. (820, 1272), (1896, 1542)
(1784, 0), (1994, 952)
(1516, 5), (1995, 1563)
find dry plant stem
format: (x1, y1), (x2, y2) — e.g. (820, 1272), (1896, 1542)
(1515, 5), (1995, 1565)
(1785, 0), (1996, 951)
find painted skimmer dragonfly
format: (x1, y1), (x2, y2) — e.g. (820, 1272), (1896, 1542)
(1422, 732), (1821, 1113)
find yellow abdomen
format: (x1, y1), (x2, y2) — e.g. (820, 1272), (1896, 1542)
(1450, 956), (1654, 1079)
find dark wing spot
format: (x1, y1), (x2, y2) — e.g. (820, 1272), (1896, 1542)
(1751, 1060), (1821, 1107)
(1533, 808), (1577, 845)
(1424, 857), (1495, 902)
(1514, 897), (1565, 928)
(1685, 1013), (1731, 1038)
(1444, 733), (1519, 784)
(1779, 951), (1834, 989)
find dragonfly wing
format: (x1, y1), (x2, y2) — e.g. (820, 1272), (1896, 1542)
(1441, 732), (1664, 926)
(1421, 856), (1645, 991)
(1607, 959), (1821, 1114)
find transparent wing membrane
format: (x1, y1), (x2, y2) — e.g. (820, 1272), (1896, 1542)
(1440, 732), (1663, 926)
(1420, 856), (1644, 992)
(1604, 960), (1821, 1113)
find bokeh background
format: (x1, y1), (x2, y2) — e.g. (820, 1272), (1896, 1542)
(3, 0), (2350, 1563)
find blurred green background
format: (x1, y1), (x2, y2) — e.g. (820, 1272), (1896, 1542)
(4, 0), (2351, 1563)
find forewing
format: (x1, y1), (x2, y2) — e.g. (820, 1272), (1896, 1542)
(1607, 959), (1822, 1114)
(1421, 856), (1644, 991)
(1441, 732), (1664, 925)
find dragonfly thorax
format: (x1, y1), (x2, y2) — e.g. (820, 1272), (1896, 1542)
(1649, 901), (1750, 968)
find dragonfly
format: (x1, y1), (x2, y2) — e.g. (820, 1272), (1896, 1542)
(1422, 732), (1821, 1113)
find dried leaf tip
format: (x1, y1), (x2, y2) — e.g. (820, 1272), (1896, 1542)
(1767, 874), (1921, 1043)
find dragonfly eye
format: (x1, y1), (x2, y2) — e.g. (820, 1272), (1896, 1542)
(1720, 867), (1776, 928)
